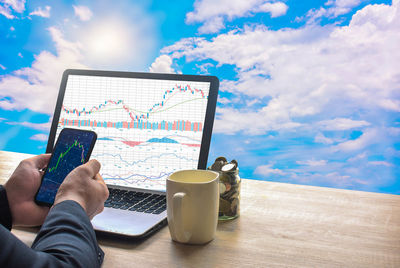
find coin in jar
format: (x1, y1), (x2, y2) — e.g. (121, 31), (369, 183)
(219, 198), (231, 213)
(219, 182), (226, 194)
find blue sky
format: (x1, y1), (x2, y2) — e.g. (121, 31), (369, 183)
(0, 0), (399, 194)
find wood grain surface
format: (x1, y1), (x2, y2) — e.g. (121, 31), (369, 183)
(1, 150), (399, 267)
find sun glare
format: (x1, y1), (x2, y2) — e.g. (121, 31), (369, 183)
(81, 18), (133, 64)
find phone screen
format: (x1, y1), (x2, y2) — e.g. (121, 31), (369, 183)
(35, 128), (97, 206)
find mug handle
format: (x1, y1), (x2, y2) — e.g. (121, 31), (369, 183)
(173, 192), (192, 243)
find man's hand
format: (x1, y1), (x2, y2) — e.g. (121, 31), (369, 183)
(5, 154), (51, 227)
(54, 160), (109, 219)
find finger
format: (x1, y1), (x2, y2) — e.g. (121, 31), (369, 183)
(94, 174), (109, 199)
(76, 159), (101, 178)
(94, 173), (106, 185)
(86, 159), (101, 175)
(29, 154), (52, 169)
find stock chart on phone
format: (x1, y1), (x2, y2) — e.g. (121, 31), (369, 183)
(55, 75), (211, 191)
(36, 129), (95, 204)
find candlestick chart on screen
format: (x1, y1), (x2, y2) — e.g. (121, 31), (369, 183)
(55, 75), (211, 191)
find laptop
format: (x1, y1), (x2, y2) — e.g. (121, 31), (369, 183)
(46, 69), (219, 237)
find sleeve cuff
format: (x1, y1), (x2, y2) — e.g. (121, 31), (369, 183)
(0, 185), (13, 230)
(48, 200), (104, 264)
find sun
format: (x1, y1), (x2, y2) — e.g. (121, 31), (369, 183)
(80, 18), (134, 66)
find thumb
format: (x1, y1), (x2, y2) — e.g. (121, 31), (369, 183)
(30, 154), (51, 169)
(76, 159), (101, 178)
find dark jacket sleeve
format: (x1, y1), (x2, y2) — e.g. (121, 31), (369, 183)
(0, 199), (104, 268)
(0, 185), (12, 230)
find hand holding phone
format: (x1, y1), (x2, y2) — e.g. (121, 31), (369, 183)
(53, 159), (109, 219)
(35, 128), (97, 206)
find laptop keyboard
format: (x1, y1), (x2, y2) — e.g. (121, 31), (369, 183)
(104, 188), (166, 214)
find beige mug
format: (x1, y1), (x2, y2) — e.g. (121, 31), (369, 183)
(167, 169), (220, 244)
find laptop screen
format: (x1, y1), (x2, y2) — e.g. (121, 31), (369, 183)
(48, 71), (218, 192)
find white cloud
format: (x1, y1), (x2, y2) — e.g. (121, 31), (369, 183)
(314, 132), (334, 144)
(326, 0), (362, 14)
(317, 118), (370, 131)
(30, 133), (48, 141)
(213, 105), (302, 135)
(0, 0), (25, 19)
(387, 127), (400, 136)
(0, 27), (86, 114)
(186, 0), (288, 33)
(73, 5), (93, 21)
(368, 161), (393, 167)
(272, 159), (373, 188)
(0, 64), (6, 70)
(246, 98), (261, 106)
(149, 55), (175, 73)
(29, 5), (50, 18)
(217, 97), (231, 104)
(331, 128), (377, 152)
(378, 99), (400, 112)
(325, 172), (353, 185)
(348, 152), (367, 162)
(163, 1), (400, 136)
(0, 6), (13, 19)
(254, 164), (286, 176)
(195, 62), (214, 74)
(3, 0), (25, 12)
(259, 2), (289, 17)
(197, 16), (224, 34)
(305, 0), (362, 23)
(7, 120), (51, 131)
(296, 159), (328, 166)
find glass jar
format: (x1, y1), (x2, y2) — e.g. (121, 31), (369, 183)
(208, 157), (241, 220)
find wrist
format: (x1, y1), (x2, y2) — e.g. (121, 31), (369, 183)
(54, 194), (88, 214)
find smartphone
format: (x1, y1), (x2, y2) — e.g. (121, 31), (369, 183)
(35, 128), (97, 206)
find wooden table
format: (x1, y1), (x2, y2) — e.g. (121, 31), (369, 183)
(1, 150), (399, 267)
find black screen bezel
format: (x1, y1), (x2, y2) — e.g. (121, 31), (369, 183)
(46, 69), (219, 171)
(36, 128), (97, 206)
